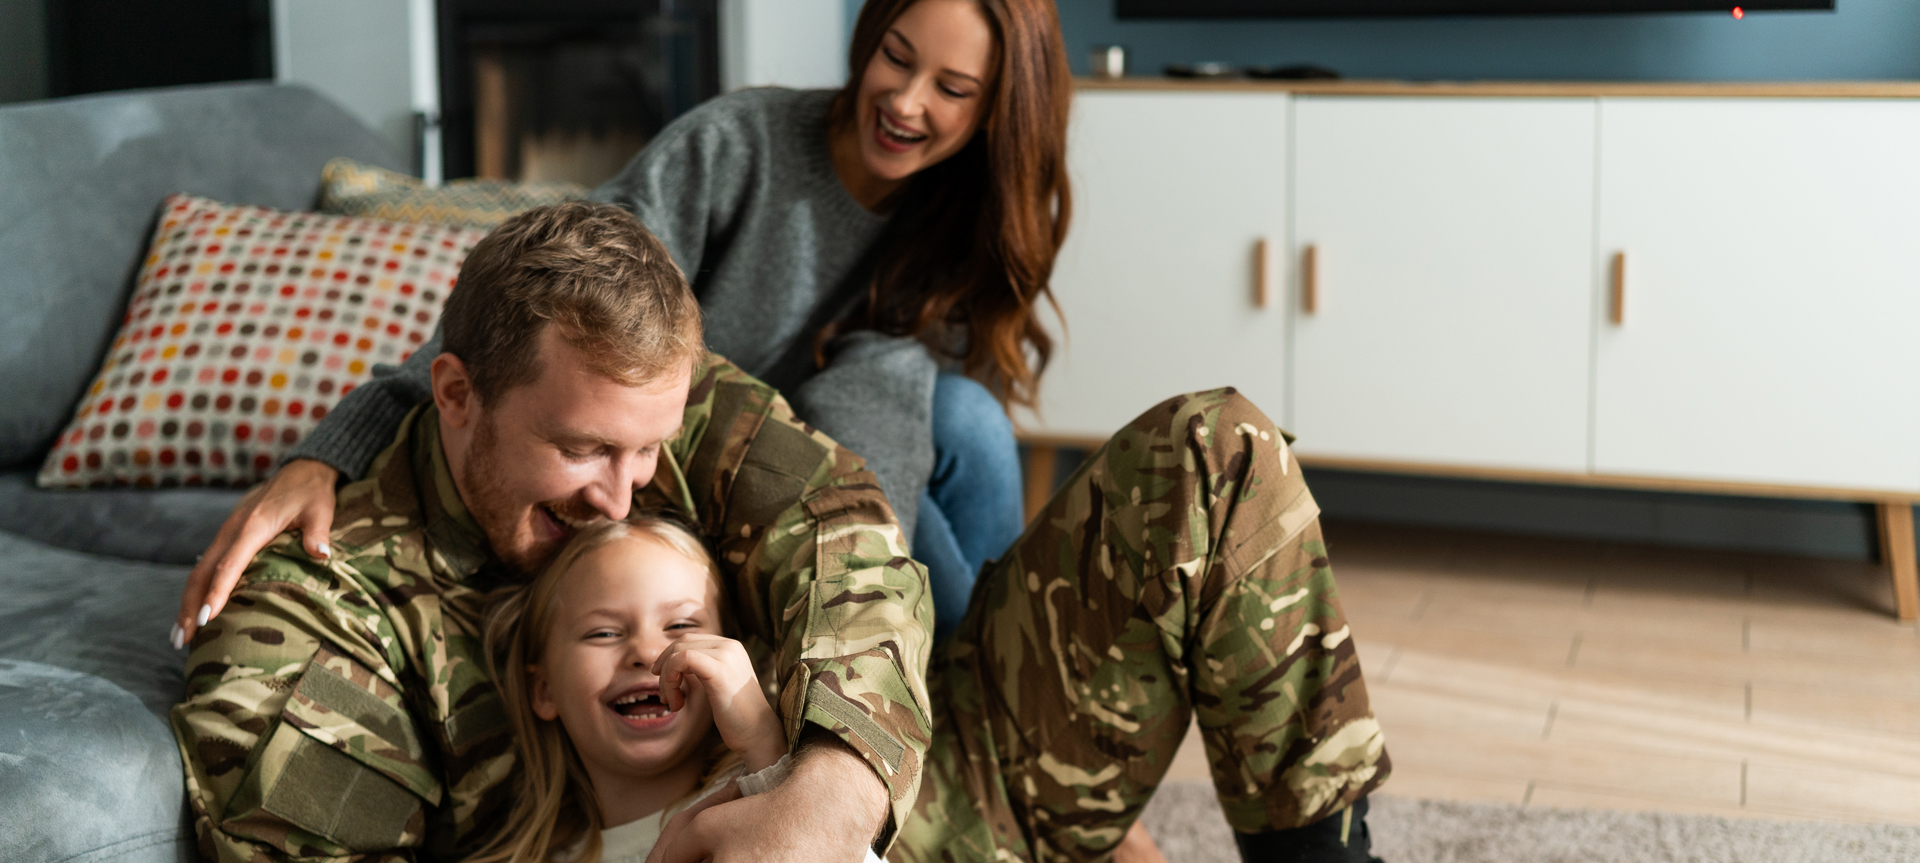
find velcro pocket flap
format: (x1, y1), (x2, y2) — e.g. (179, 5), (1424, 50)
(281, 646), (443, 806)
(730, 420), (829, 526)
(1226, 485), (1321, 578)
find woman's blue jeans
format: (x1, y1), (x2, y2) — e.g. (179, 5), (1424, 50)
(915, 373), (1025, 642)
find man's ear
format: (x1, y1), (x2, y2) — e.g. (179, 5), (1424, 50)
(529, 663), (560, 721)
(432, 353), (478, 429)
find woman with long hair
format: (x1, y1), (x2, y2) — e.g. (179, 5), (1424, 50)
(176, 0), (1066, 658)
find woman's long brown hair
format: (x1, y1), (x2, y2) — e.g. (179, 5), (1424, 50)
(829, 0), (1073, 410)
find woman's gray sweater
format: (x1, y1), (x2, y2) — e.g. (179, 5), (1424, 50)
(286, 88), (938, 539)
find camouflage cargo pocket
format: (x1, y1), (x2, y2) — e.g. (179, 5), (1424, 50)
(251, 647), (442, 851)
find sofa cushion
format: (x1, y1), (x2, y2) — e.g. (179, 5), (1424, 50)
(0, 660), (193, 863)
(0, 512), (223, 863)
(0, 471), (240, 565)
(0, 529), (194, 716)
(35, 194), (482, 489)
(318, 156), (587, 228)
(0, 82), (405, 471)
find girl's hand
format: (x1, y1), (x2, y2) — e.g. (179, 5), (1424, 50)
(652, 634), (786, 771)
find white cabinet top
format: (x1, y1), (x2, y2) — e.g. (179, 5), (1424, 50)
(1076, 78), (1920, 99)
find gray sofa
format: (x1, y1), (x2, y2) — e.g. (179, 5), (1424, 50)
(0, 82), (405, 863)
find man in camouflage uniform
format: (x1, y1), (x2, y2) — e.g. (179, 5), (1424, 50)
(173, 203), (928, 863)
(905, 390), (1386, 862)
(173, 203), (1387, 863)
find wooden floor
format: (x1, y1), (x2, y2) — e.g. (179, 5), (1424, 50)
(1161, 520), (1920, 825)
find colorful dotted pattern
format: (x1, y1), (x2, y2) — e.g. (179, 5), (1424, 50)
(37, 194), (489, 489)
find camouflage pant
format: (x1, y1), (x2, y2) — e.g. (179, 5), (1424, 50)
(893, 389), (1389, 863)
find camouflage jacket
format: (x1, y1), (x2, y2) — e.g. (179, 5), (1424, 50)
(171, 354), (934, 862)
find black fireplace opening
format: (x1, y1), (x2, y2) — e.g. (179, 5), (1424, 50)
(438, 0), (721, 186)
(45, 0), (273, 99)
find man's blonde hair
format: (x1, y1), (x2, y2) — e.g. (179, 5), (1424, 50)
(441, 201), (703, 403)
(471, 516), (735, 863)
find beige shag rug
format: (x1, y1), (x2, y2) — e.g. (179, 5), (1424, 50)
(1138, 782), (1920, 863)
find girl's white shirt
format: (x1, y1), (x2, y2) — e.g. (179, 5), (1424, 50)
(584, 755), (884, 863)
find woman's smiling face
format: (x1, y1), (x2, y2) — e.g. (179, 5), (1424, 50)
(851, 0), (997, 186)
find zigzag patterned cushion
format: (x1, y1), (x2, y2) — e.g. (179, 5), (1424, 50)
(37, 194), (489, 489)
(318, 158), (588, 229)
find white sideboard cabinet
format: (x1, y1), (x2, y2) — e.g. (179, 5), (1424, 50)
(1291, 97), (1597, 473)
(1033, 91), (1291, 438)
(1021, 79), (1920, 622)
(1592, 98), (1920, 493)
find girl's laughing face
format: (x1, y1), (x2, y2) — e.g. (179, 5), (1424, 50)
(530, 533), (722, 787)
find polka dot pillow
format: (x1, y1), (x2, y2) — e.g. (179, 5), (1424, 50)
(37, 194), (490, 489)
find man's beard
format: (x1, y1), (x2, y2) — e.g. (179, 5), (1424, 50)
(458, 413), (604, 575)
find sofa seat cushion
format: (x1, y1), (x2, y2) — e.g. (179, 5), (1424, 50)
(0, 470), (240, 565)
(0, 660), (192, 863)
(0, 522), (214, 862)
(0, 528), (194, 717)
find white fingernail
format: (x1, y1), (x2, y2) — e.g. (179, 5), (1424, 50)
(171, 624), (185, 651)
(197, 605), (212, 626)
(316, 542), (330, 559)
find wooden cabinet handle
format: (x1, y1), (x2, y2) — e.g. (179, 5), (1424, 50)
(1254, 238), (1269, 308)
(1610, 251), (1626, 325)
(1302, 244), (1319, 314)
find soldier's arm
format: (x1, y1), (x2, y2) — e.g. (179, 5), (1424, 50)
(671, 356), (935, 852)
(170, 541), (438, 863)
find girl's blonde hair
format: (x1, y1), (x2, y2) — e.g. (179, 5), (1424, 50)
(469, 515), (736, 863)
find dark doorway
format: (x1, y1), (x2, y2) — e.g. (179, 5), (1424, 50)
(45, 0), (273, 98)
(437, 0), (721, 184)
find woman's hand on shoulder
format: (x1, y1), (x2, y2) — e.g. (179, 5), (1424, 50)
(652, 634), (787, 771)
(174, 458), (341, 648)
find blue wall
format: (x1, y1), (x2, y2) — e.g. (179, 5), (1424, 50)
(845, 2), (1920, 82)
(1056, 0), (1920, 81)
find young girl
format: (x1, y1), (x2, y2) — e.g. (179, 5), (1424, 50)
(471, 517), (879, 863)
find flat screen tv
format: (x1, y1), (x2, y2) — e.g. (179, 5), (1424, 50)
(1116, 1), (1834, 16)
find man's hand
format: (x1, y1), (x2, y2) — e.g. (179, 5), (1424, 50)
(648, 734), (888, 863)
(173, 458), (340, 647)
(649, 779), (742, 863)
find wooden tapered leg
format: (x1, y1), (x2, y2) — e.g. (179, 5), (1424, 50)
(1023, 444), (1058, 524)
(1874, 500), (1919, 623)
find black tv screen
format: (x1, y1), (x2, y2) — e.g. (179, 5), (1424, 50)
(1116, 0), (1834, 16)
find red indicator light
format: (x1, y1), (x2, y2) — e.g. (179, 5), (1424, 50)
(1732, 6), (1744, 18)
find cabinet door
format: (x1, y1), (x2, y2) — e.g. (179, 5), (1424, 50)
(1291, 97), (1598, 471)
(1018, 91), (1290, 440)
(1593, 99), (1920, 492)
